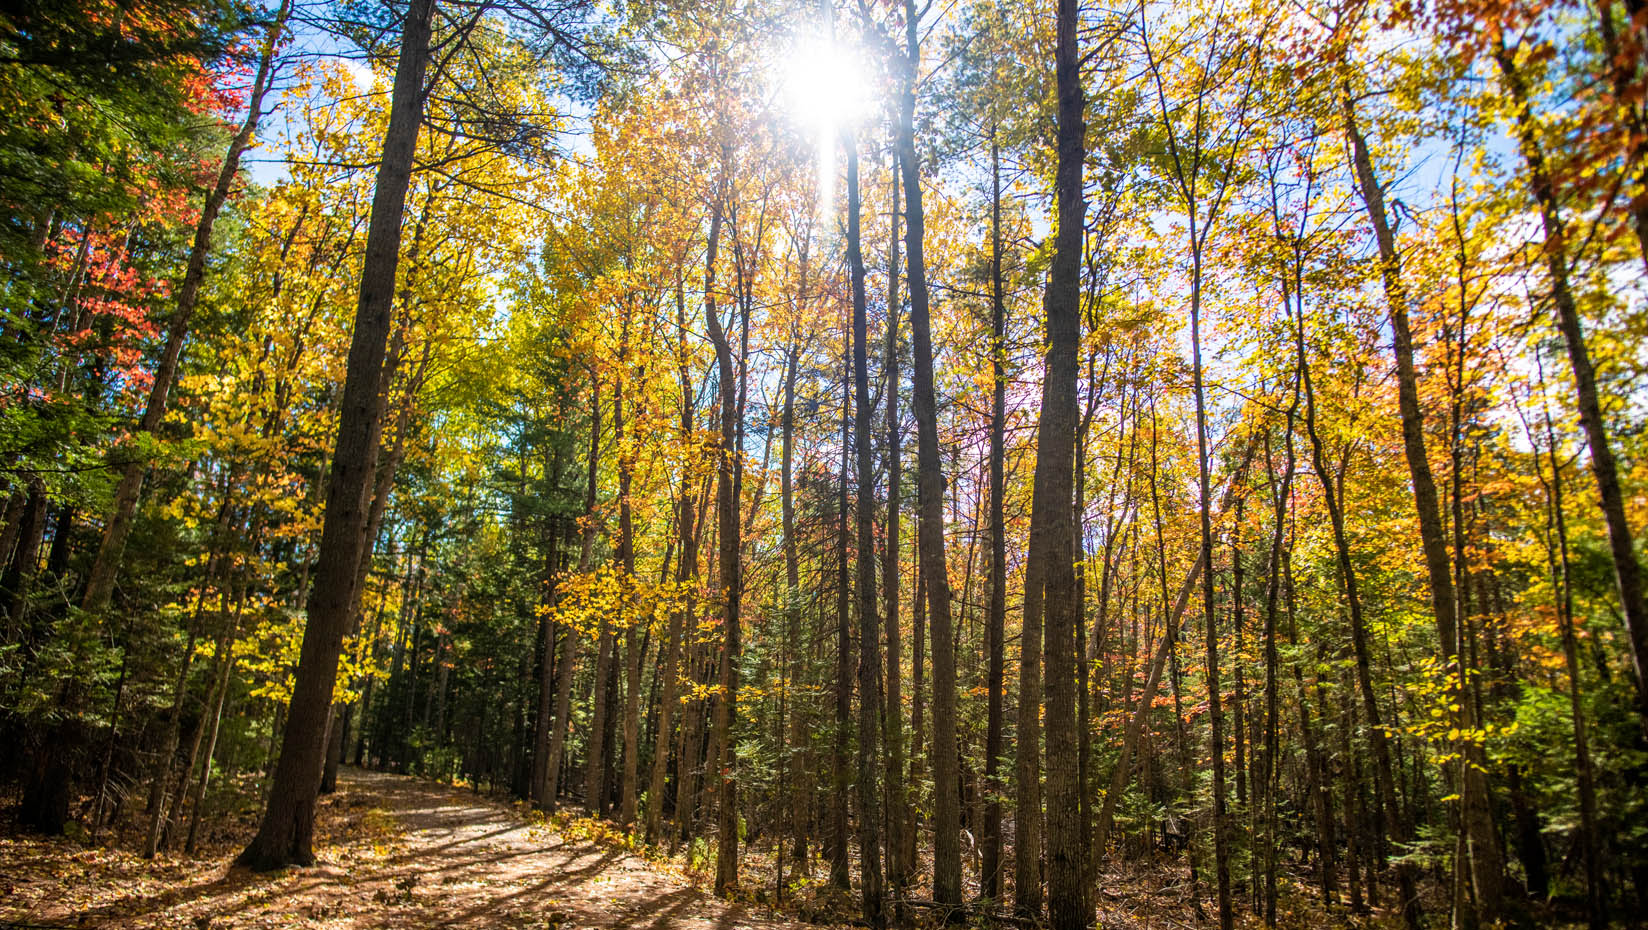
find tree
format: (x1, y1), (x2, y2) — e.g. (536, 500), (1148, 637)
(1141, 7), (1259, 923)
(1036, 0), (1087, 923)
(705, 162), (743, 897)
(846, 123), (887, 929)
(894, 0), (962, 909)
(1342, 81), (1502, 927)
(238, 0), (436, 870)
(1492, 32), (1648, 734)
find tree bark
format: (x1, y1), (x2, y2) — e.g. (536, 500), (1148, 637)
(548, 384), (601, 810)
(882, 142), (908, 911)
(142, 619), (199, 858)
(847, 132), (886, 928)
(1039, 2), (1088, 923)
(1259, 182), (1307, 925)
(780, 246), (807, 867)
(184, 644), (237, 854)
(1343, 89), (1498, 925)
(236, 0), (434, 870)
(832, 329), (853, 891)
(896, 0), (960, 906)
(981, 127), (1007, 905)
(1530, 353), (1606, 928)
(1496, 44), (1648, 729)
(1295, 293), (1416, 926)
(2, 483), (45, 633)
(325, 365), (419, 794)
(586, 551), (614, 814)
(618, 308), (642, 829)
(531, 440), (566, 808)
(1191, 214), (1232, 930)
(907, 554), (926, 883)
(648, 280), (699, 841)
(704, 175), (743, 897)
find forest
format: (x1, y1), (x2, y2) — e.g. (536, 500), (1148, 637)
(1, 0), (1646, 928)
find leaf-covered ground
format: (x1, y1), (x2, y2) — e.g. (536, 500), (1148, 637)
(0, 769), (806, 930)
(1, 768), (1401, 930)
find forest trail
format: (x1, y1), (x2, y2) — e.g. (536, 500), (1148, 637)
(1, 769), (807, 930)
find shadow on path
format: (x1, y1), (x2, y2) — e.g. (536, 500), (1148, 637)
(2, 768), (805, 930)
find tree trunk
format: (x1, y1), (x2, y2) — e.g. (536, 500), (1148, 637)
(832, 331), (853, 891)
(3, 482), (46, 631)
(780, 252), (807, 866)
(325, 387), (416, 794)
(1191, 244), (1232, 930)
(601, 614), (619, 811)
(1496, 44), (1648, 730)
(1287, 550), (1335, 907)
(0, 490), (29, 592)
(237, 0), (434, 870)
(897, 0), (960, 904)
(617, 309), (641, 829)
(548, 398), (600, 810)
(704, 175), (743, 897)
(587, 552), (614, 814)
(185, 622), (241, 853)
(531, 442), (566, 808)
(981, 127), (1007, 905)
(847, 132), (887, 928)
(1039, 3), (1088, 923)
(142, 620), (200, 858)
(907, 557), (926, 881)
(1532, 353), (1606, 928)
(1013, 467), (1044, 920)
(621, 618), (642, 827)
(1343, 89), (1497, 926)
(138, 486), (234, 854)
(1259, 382), (1299, 928)
(648, 281), (699, 842)
(882, 140), (908, 912)
(166, 586), (248, 850)
(1295, 258), (1415, 926)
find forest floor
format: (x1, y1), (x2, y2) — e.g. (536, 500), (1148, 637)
(0, 768), (809, 930)
(0, 768), (1393, 930)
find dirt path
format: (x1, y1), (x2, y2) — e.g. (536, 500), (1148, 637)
(1, 769), (809, 930)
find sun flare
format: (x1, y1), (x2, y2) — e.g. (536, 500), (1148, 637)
(782, 37), (874, 135)
(781, 35), (874, 214)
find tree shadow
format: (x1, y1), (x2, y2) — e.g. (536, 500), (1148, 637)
(9, 768), (807, 930)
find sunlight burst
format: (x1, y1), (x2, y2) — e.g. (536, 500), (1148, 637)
(783, 37), (873, 136)
(782, 36), (874, 216)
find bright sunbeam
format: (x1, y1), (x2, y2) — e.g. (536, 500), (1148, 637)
(783, 37), (873, 135)
(781, 36), (873, 219)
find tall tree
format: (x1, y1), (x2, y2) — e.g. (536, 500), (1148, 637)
(881, 142), (909, 909)
(237, 0), (435, 870)
(981, 126), (1008, 905)
(647, 278), (699, 842)
(1037, 0), (1088, 924)
(704, 166), (743, 897)
(1493, 38), (1648, 730)
(895, 0), (962, 909)
(846, 127), (886, 929)
(1343, 88), (1503, 925)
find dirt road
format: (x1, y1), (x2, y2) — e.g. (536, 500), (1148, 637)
(1, 769), (806, 930)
